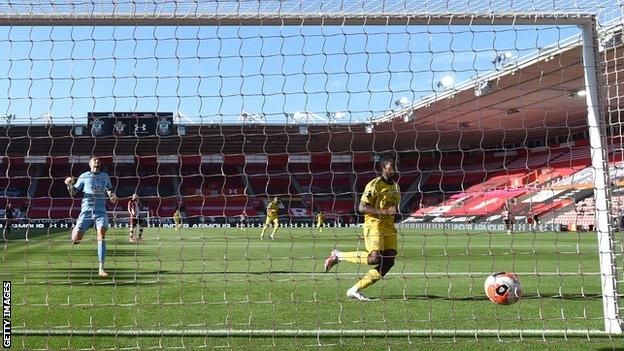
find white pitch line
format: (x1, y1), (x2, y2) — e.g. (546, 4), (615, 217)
(13, 272), (602, 282)
(12, 239), (599, 247)
(13, 328), (615, 337)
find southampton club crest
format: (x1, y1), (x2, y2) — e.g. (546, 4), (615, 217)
(91, 118), (105, 136)
(157, 117), (172, 136)
(113, 121), (126, 136)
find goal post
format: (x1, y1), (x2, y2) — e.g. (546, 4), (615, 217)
(2, 3), (624, 347)
(580, 19), (623, 334)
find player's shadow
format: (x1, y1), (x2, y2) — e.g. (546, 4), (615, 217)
(107, 249), (151, 257)
(196, 270), (306, 275)
(94, 269), (306, 276)
(385, 294), (490, 301)
(26, 269), (316, 283)
(2, 228), (69, 242)
(44, 268), (165, 285)
(384, 293), (603, 301)
(66, 248), (151, 257)
(7, 267), (162, 284)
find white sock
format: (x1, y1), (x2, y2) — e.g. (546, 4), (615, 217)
(99, 261), (104, 271)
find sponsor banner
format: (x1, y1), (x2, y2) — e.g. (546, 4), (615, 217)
(397, 222), (561, 232)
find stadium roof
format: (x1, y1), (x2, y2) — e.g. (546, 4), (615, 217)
(2, 17), (623, 152)
(365, 23), (624, 150)
(2, 30), (622, 155)
(3, 32), (622, 154)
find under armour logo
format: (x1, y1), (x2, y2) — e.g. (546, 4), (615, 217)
(134, 123), (147, 133)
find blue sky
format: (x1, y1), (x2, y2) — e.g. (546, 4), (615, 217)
(0, 23), (580, 125)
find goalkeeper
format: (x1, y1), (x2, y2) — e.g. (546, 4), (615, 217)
(65, 156), (117, 277)
(260, 197), (280, 240)
(173, 209), (182, 232)
(323, 156), (400, 301)
(316, 211), (325, 233)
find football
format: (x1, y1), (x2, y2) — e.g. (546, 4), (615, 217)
(484, 272), (522, 305)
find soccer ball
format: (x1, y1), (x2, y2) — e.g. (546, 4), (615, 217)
(484, 272), (522, 305)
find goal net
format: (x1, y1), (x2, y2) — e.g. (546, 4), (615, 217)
(107, 211), (151, 227)
(1, 1), (623, 349)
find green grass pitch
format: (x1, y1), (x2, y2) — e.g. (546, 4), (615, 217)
(2, 225), (621, 350)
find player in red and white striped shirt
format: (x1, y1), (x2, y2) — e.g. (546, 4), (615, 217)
(128, 194), (143, 242)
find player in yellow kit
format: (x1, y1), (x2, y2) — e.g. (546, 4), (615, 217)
(316, 211), (325, 233)
(260, 197), (280, 240)
(173, 209), (182, 232)
(324, 156), (400, 301)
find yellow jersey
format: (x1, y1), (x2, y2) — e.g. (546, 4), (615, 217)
(173, 211), (181, 221)
(267, 201), (279, 218)
(361, 176), (400, 231)
(316, 213), (325, 222)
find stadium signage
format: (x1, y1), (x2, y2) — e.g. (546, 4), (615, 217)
(399, 222), (561, 232)
(0, 223), (46, 229)
(87, 112), (174, 137)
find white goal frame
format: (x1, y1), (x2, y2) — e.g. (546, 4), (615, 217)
(3, 10), (621, 337)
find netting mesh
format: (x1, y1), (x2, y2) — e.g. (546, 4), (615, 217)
(0, 1), (624, 350)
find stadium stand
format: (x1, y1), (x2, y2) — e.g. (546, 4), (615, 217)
(0, 126), (620, 232)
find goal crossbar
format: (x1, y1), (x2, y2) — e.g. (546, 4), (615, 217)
(0, 12), (595, 26)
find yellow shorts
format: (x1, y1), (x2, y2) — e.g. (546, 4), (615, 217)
(363, 225), (397, 252)
(174, 219), (181, 225)
(265, 216), (279, 226)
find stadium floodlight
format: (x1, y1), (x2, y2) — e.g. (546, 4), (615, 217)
(326, 111), (346, 123)
(39, 112), (53, 125)
(74, 125), (84, 136)
(457, 122), (470, 130)
(395, 97), (410, 108)
(2, 114), (15, 124)
(291, 112), (308, 123)
(364, 124), (374, 134)
(291, 112), (327, 124)
(174, 111), (196, 125)
(403, 111), (415, 123)
(299, 125), (308, 135)
(601, 32), (623, 50)
(177, 125), (186, 136)
(474, 81), (494, 97)
(492, 51), (514, 65)
(436, 75), (454, 90)
(570, 89), (587, 97)
(239, 111), (265, 124)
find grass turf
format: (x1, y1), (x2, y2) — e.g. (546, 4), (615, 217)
(1, 226), (618, 350)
